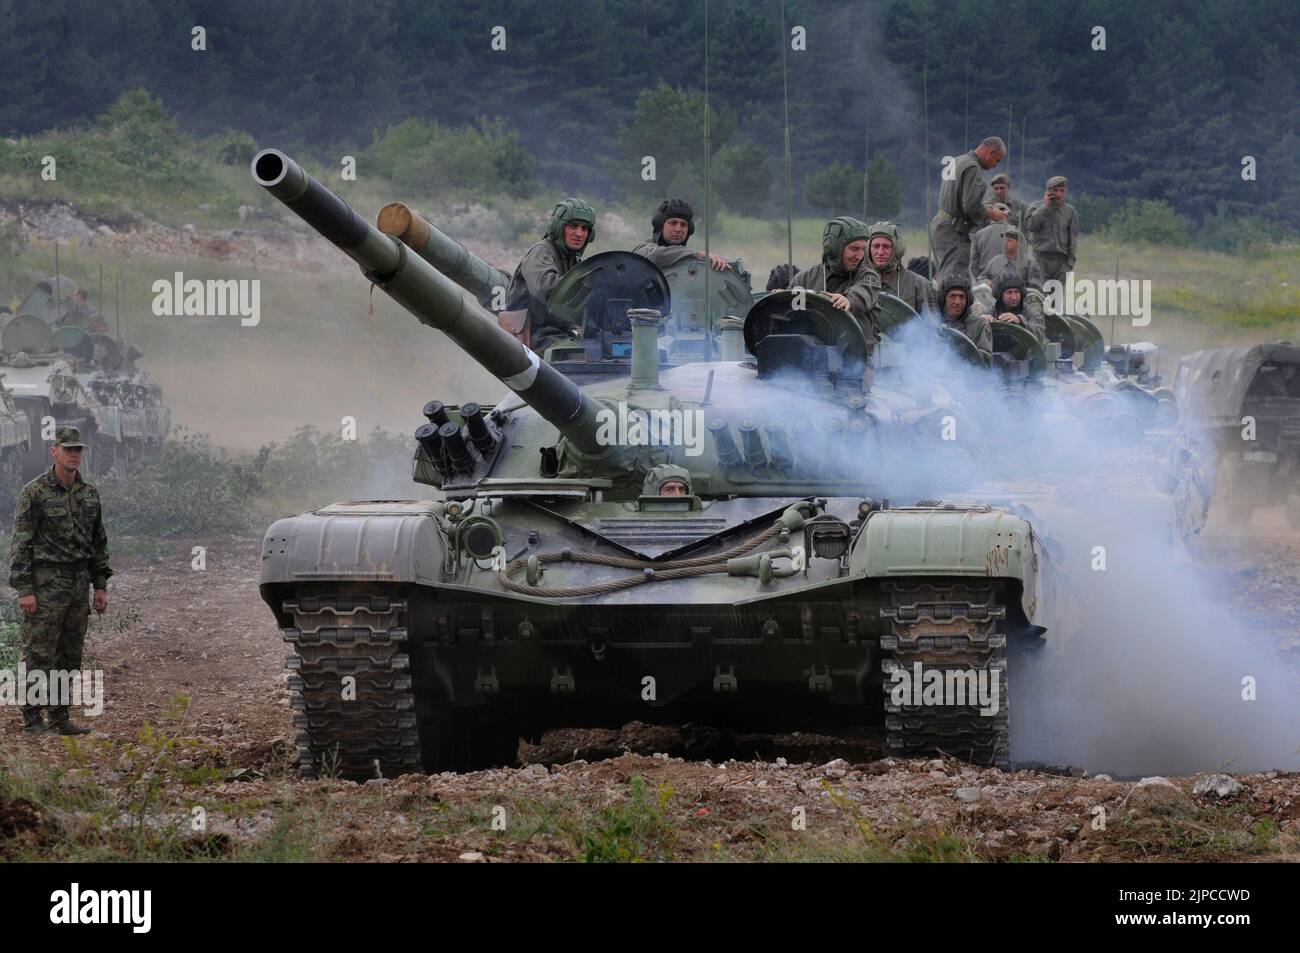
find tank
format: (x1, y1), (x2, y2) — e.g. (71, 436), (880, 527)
(1175, 342), (1300, 528)
(252, 150), (1205, 780)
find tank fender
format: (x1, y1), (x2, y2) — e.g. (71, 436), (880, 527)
(259, 501), (447, 588)
(849, 508), (1040, 627)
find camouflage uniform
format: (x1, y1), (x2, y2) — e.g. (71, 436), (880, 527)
(937, 273), (992, 354)
(9, 427), (111, 732)
(929, 150), (994, 280)
(1025, 176), (1079, 284)
(505, 198), (596, 356)
(791, 217), (882, 349)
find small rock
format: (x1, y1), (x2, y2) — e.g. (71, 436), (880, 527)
(457, 851), (486, 863)
(1125, 776), (1183, 806)
(364, 777), (389, 787)
(199, 203), (211, 211)
(524, 763), (548, 778)
(1192, 774), (1243, 799)
(774, 757), (788, 768)
(1093, 774), (1113, 782)
(821, 758), (849, 780)
(954, 787), (981, 803)
(183, 223), (195, 233)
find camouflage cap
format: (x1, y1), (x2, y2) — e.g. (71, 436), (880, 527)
(54, 426), (86, 448)
(989, 173), (1010, 186)
(1046, 175), (1068, 189)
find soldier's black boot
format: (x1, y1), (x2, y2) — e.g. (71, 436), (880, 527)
(20, 706), (47, 734)
(47, 707), (93, 736)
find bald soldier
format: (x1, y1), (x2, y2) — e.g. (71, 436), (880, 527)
(1025, 175), (1079, 285)
(632, 198), (729, 272)
(790, 216), (883, 352)
(929, 136), (1008, 280)
(866, 221), (936, 315)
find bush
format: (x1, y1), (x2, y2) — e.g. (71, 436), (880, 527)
(804, 161), (861, 217)
(217, 129), (258, 167)
(1107, 199), (1191, 246)
(1197, 202), (1275, 254)
(712, 140), (772, 213)
(365, 116), (536, 198)
(98, 429), (261, 538)
(863, 157), (903, 222)
(1070, 191), (1115, 233)
(253, 425), (418, 511)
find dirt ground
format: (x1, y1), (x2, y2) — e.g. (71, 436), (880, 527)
(1, 525), (1298, 863)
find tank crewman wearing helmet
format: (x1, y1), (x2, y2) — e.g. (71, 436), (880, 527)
(979, 226), (1044, 290)
(765, 263), (797, 292)
(937, 273), (992, 355)
(867, 221), (937, 316)
(929, 136), (1008, 281)
(972, 271), (1045, 342)
(790, 216), (882, 350)
(1025, 175), (1079, 285)
(642, 464), (693, 498)
(632, 198), (729, 272)
(503, 197), (596, 355)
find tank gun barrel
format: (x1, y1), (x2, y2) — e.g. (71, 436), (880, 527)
(377, 203), (511, 309)
(251, 149), (605, 456)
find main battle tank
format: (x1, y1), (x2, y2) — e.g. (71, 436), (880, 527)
(254, 150), (1049, 779)
(1175, 342), (1300, 528)
(253, 151), (1205, 780)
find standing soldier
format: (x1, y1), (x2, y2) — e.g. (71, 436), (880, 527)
(632, 198), (729, 272)
(790, 217), (882, 351)
(985, 173), (1027, 232)
(9, 427), (111, 735)
(866, 221), (937, 315)
(1025, 176), (1079, 285)
(979, 227), (1044, 290)
(503, 198), (597, 355)
(929, 136), (1008, 280)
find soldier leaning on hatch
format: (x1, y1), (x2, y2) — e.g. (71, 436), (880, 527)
(789, 217), (883, 351)
(929, 136), (1009, 280)
(632, 198), (730, 272)
(503, 197), (597, 356)
(937, 273), (993, 355)
(866, 221), (937, 315)
(1025, 175), (1079, 285)
(9, 427), (111, 736)
(972, 271), (1045, 343)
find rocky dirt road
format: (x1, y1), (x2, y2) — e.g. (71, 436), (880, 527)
(2, 529), (1297, 862)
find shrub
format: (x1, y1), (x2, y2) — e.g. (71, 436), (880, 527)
(1108, 199), (1191, 246)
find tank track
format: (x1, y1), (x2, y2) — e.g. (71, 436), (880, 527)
(879, 580), (1010, 768)
(282, 592), (420, 780)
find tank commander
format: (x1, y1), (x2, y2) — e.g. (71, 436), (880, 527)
(1025, 176), (1079, 285)
(937, 273), (992, 355)
(929, 136), (1008, 280)
(973, 271), (1045, 342)
(503, 197), (597, 355)
(790, 217), (882, 352)
(643, 464), (693, 497)
(632, 198), (729, 272)
(866, 221), (936, 315)
(980, 227), (1044, 290)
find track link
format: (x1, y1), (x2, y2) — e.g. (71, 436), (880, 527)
(880, 580), (1010, 768)
(282, 592), (420, 780)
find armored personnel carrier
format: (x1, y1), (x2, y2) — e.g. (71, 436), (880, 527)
(1175, 342), (1300, 528)
(253, 150), (1204, 780)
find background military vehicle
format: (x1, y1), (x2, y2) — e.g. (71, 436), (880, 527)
(254, 150), (1206, 780)
(1175, 342), (1300, 528)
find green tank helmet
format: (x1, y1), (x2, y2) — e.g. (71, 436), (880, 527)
(867, 221), (907, 272)
(546, 197), (597, 249)
(821, 216), (871, 268)
(642, 463), (693, 497)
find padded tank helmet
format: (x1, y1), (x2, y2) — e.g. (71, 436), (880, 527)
(867, 221), (906, 272)
(546, 198), (597, 249)
(821, 216), (871, 268)
(651, 198), (695, 244)
(642, 463), (693, 496)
